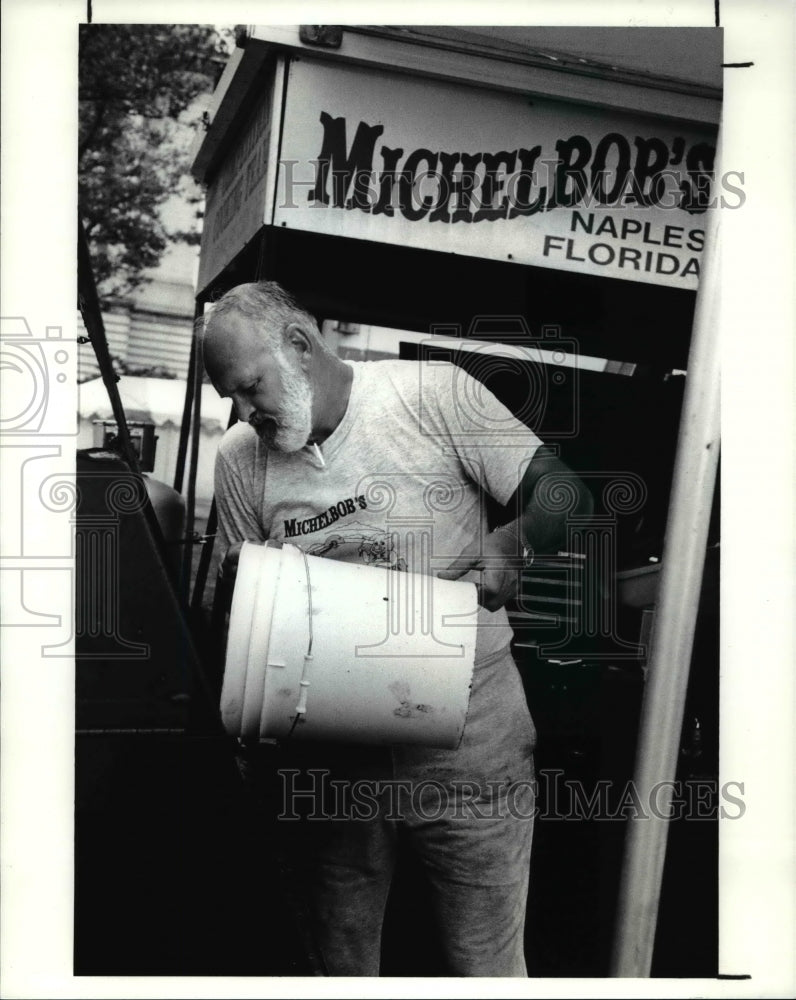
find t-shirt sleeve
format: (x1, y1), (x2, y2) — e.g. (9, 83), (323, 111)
(428, 362), (544, 506)
(214, 443), (267, 557)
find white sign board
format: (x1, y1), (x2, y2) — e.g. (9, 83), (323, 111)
(275, 58), (721, 289)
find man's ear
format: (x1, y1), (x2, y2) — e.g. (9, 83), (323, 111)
(282, 323), (313, 367)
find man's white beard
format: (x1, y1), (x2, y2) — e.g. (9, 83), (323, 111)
(265, 353), (314, 453)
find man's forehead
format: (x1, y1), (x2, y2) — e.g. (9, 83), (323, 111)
(207, 308), (264, 342)
(206, 312), (272, 355)
(204, 322), (275, 389)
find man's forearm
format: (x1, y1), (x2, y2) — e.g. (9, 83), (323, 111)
(501, 449), (594, 557)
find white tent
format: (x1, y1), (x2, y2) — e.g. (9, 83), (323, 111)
(77, 376), (232, 511)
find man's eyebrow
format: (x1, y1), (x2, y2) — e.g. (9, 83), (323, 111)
(216, 374), (255, 399)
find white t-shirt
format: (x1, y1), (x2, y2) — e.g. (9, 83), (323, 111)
(215, 359), (542, 662)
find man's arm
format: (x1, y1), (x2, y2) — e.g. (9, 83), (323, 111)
(438, 446), (593, 611)
(214, 442), (268, 592)
(507, 445), (593, 554)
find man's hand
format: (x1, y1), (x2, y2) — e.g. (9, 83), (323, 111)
(218, 541), (243, 593)
(437, 530), (525, 612)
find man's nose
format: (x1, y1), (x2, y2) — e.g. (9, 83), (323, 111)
(232, 394), (255, 423)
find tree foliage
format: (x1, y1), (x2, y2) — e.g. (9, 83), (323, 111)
(79, 24), (231, 299)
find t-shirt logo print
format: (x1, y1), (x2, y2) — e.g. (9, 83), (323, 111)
(282, 493), (367, 539)
(307, 522), (408, 571)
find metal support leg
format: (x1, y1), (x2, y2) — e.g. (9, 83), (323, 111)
(610, 141), (722, 976)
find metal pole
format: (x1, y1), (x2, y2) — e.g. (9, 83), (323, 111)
(173, 302), (201, 492)
(78, 223), (142, 480)
(610, 144), (722, 976)
(77, 222), (169, 560)
(180, 327), (204, 606)
(191, 407), (237, 616)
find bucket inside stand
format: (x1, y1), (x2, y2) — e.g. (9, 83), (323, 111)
(220, 541), (478, 748)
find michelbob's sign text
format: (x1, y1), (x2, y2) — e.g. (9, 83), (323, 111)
(274, 60), (724, 289)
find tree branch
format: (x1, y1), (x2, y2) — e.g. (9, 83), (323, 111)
(78, 98), (108, 160)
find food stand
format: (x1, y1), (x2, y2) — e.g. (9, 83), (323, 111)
(81, 25), (723, 977)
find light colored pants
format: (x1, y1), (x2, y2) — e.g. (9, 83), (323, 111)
(244, 645), (536, 976)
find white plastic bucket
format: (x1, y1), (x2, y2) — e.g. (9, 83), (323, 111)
(220, 541), (478, 748)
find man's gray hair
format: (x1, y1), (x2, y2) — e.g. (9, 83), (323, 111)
(198, 281), (324, 352)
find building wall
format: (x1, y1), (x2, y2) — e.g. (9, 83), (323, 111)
(78, 276), (196, 384)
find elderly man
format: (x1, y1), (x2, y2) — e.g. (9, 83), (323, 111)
(202, 281), (591, 977)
